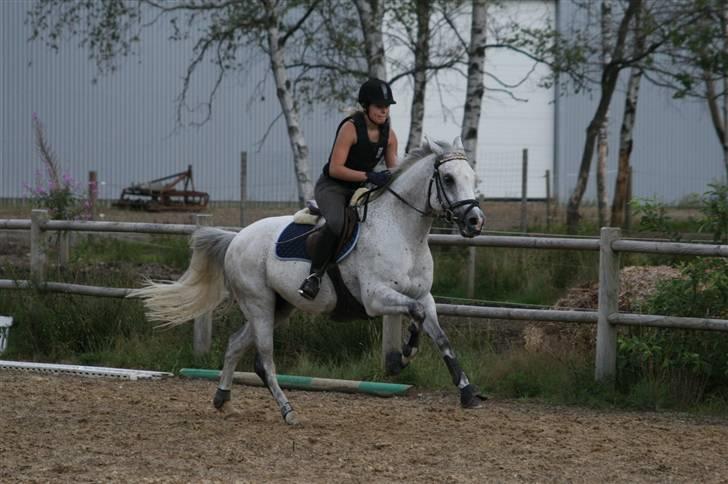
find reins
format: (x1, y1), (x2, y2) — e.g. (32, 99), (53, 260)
(358, 152), (480, 227)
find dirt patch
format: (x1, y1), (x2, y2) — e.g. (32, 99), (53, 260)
(2, 371), (727, 483)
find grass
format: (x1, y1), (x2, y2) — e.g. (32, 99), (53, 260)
(431, 245), (599, 305)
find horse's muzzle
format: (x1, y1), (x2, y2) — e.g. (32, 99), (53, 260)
(457, 205), (485, 238)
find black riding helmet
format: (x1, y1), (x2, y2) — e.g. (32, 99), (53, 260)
(358, 78), (396, 107)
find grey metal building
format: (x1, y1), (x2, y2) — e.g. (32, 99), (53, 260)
(1, 0), (723, 206)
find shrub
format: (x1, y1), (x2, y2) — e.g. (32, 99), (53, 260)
(699, 182), (728, 244)
(24, 113), (90, 220)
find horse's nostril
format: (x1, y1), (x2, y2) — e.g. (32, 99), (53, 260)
(468, 217), (479, 226)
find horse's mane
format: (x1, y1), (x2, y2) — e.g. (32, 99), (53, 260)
(365, 139), (458, 203)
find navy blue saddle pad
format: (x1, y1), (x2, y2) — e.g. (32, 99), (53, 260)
(275, 222), (360, 263)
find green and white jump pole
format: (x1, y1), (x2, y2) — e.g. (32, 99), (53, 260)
(179, 368), (412, 397)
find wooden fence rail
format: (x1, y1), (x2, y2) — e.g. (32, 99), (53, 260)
(2, 209), (727, 382)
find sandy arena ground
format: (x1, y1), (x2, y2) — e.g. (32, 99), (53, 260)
(2, 371), (728, 483)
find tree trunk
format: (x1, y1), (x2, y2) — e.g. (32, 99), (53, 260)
(354, 0), (386, 79)
(723, 4), (728, 180)
(610, 65), (642, 227)
(460, 0), (487, 169)
(596, 0), (612, 227)
(566, 0), (641, 232)
(611, 4), (644, 227)
(405, 0), (431, 153)
(263, 0), (314, 205)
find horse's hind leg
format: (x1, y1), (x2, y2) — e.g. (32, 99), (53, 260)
(213, 322), (254, 411)
(250, 311), (298, 425)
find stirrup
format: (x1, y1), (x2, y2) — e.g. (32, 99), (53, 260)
(298, 273), (321, 300)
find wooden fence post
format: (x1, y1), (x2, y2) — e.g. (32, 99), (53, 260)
(624, 166), (633, 232)
(88, 171), (98, 221)
(520, 148), (528, 233)
(545, 169), (551, 230)
(240, 152), (248, 228)
(466, 247), (476, 299)
(30, 209), (49, 283)
(382, 315), (402, 370)
(58, 231), (70, 266)
(193, 213), (213, 355)
(595, 227), (621, 381)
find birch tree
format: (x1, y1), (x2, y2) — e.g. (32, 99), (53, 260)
(261, 0), (315, 203)
(353, 0), (387, 78)
(404, 0), (431, 152)
(611, 5), (644, 227)
(703, 4), (728, 179)
(642, 0), (728, 180)
(27, 0), (321, 204)
(596, 0), (612, 227)
(460, 0), (487, 168)
(516, 0), (715, 231)
(387, 1), (468, 152)
(563, 0), (642, 231)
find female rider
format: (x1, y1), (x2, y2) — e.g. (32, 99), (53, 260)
(299, 78), (399, 300)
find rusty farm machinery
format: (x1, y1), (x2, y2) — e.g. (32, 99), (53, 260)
(113, 165), (209, 212)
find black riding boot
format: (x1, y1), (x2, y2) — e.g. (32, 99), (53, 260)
(298, 226), (339, 300)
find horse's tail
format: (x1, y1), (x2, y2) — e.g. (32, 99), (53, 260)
(129, 227), (236, 328)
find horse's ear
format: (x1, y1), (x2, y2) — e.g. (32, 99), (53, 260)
(452, 137), (464, 151)
(425, 136), (444, 156)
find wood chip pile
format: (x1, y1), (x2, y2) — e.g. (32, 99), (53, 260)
(523, 266), (682, 355)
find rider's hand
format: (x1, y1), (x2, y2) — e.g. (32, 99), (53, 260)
(365, 170), (392, 187)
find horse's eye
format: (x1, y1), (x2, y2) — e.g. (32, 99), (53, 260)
(443, 174), (455, 186)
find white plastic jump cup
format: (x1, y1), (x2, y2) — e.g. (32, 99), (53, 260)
(0, 316), (13, 354)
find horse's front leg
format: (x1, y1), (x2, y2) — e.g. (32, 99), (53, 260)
(364, 286), (426, 375)
(419, 294), (487, 409)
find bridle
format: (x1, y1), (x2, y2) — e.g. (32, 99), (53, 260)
(361, 152), (481, 229)
(425, 153), (481, 226)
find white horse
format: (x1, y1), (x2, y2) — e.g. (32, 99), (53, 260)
(131, 137), (486, 425)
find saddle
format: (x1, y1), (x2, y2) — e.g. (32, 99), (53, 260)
(276, 193), (370, 322)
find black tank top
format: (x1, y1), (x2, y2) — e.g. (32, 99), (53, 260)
(323, 111), (389, 188)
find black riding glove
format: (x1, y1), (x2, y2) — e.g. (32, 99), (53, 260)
(365, 170), (391, 188)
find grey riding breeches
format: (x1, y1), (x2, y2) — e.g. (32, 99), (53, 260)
(314, 175), (357, 237)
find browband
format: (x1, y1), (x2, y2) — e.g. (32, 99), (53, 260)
(435, 153), (468, 167)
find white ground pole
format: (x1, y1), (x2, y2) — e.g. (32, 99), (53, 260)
(0, 360), (173, 381)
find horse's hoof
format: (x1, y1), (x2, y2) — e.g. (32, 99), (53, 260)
(460, 384), (487, 409)
(213, 388), (231, 410)
(284, 410), (299, 426)
(385, 351), (408, 376)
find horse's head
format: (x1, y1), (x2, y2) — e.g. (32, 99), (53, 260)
(424, 137), (485, 237)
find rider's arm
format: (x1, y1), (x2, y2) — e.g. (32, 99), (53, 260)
(384, 129), (398, 169)
(327, 122), (369, 183)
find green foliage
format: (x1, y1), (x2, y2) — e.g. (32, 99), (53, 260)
(617, 252), (728, 410)
(617, 328), (727, 410)
(648, 258), (728, 319)
(698, 182), (728, 244)
(629, 196), (682, 241)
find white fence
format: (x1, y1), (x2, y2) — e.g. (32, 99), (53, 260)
(1, 209), (727, 381)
